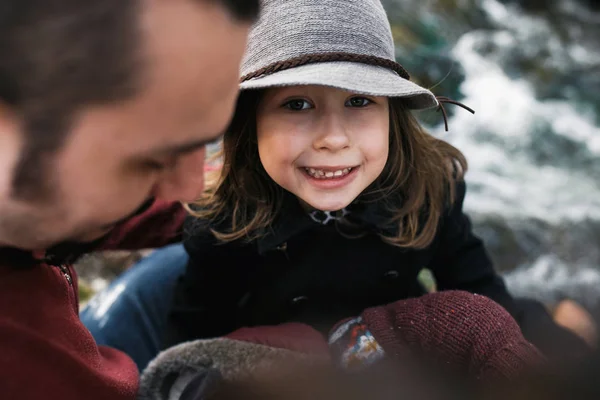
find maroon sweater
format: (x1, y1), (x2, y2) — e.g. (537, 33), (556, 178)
(0, 200), (187, 399)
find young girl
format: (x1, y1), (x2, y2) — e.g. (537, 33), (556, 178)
(164, 0), (524, 344)
(163, 0), (595, 355)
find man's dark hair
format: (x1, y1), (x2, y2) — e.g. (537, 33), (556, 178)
(0, 0), (259, 201)
(209, 0), (261, 21)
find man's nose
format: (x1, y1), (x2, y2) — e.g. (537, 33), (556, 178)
(152, 147), (206, 203)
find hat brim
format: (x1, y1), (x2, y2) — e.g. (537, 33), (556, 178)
(240, 61), (438, 110)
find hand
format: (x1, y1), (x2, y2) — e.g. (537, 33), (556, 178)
(140, 323), (330, 400)
(552, 299), (598, 348)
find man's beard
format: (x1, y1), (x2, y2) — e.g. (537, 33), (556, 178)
(0, 197), (155, 267)
(0, 198), (154, 253)
(96, 197), (156, 232)
(0, 246), (39, 268)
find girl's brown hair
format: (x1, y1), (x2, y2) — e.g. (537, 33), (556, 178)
(189, 89), (467, 249)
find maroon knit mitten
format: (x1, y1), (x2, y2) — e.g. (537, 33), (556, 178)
(360, 291), (545, 380)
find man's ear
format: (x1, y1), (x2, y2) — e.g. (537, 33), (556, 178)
(0, 100), (20, 134)
(0, 100), (24, 195)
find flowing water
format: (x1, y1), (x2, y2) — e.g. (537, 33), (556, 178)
(383, 0), (600, 307)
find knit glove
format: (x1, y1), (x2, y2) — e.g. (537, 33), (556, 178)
(138, 323), (330, 400)
(329, 290), (545, 381)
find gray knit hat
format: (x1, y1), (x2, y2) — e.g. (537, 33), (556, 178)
(239, 0), (439, 110)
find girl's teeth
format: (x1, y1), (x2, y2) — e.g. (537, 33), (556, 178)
(305, 167), (353, 179)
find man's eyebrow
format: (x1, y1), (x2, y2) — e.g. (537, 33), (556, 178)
(150, 135), (222, 156)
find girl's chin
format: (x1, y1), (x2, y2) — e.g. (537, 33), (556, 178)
(299, 198), (353, 212)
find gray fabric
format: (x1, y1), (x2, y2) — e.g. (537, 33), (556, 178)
(168, 371), (200, 400)
(241, 62), (437, 110)
(138, 338), (327, 400)
(240, 0), (438, 109)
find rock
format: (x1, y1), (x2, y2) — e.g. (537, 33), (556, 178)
(472, 215), (600, 274)
(74, 250), (152, 303)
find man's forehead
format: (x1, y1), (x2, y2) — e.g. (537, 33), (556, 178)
(130, 0), (245, 145)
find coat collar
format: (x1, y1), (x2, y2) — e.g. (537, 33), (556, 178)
(256, 192), (315, 255)
(256, 191), (401, 255)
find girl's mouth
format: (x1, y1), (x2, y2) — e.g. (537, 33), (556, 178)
(303, 167), (355, 179)
(299, 166), (360, 190)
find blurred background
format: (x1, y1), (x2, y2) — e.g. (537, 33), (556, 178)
(381, 0), (600, 310)
(77, 0), (600, 312)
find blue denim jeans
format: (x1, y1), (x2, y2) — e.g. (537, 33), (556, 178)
(80, 243), (189, 371)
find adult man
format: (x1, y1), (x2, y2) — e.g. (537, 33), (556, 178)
(0, 0), (259, 398)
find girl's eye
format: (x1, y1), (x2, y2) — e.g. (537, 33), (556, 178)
(346, 97), (372, 107)
(283, 99), (313, 111)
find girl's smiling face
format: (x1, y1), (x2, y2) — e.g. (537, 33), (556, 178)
(256, 85), (390, 211)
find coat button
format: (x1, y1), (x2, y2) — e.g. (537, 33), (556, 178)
(290, 295), (309, 305)
(383, 270), (399, 279)
(276, 242), (287, 251)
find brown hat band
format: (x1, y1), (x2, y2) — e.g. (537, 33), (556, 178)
(240, 52), (411, 83)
